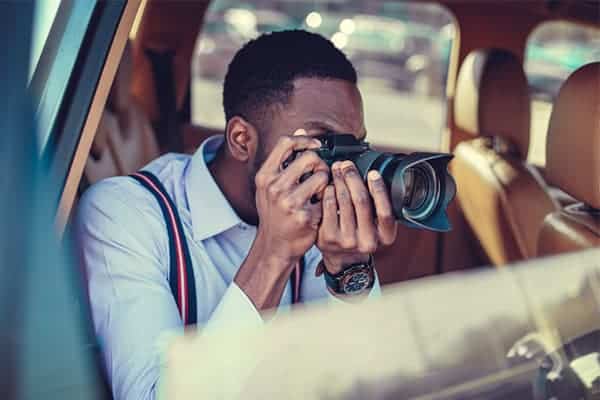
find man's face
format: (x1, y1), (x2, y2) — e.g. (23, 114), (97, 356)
(248, 78), (366, 201)
(268, 77), (365, 149)
(253, 77), (366, 176)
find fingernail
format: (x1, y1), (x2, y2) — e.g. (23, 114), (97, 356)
(368, 170), (382, 180)
(293, 129), (307, 136)
(341, 161), (356, 175)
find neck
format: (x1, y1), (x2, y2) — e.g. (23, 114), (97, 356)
(208, 148), (259, 226)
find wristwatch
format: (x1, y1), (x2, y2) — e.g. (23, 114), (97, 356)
(322, 255), (375, 295)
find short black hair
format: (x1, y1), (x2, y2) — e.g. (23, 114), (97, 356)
(223, 29), (357, 129)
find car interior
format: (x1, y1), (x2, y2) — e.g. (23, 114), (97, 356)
(68, 0), (599, 288)
(8, 0), (598, 398)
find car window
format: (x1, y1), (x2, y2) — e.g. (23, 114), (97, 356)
(525, 21), (600, 166)
(191, 1), (455, 152)
(29, 0), (61, 81)
(29, 1), (96, 154)
(30, 0), (127, 211)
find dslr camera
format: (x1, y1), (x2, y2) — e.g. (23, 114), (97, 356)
(288, 133), (456, 232)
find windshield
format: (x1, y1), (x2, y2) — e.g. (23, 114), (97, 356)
(192, 0), (455, 152)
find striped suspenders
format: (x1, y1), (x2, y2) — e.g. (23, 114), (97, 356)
(131, 170), (303, 326)
(131, 171), (197, 325)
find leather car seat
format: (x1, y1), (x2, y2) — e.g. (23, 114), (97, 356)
(84, 111), (120, 184)
(537, 62), (600, 256)
(105, 41), (159, 175)
(84, 42), (159, 184)
(452, 48), (557, 266)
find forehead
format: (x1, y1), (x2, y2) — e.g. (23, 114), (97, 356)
(280, 77), (366, 138)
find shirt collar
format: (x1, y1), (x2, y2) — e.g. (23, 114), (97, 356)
(184, 135), (245, 241)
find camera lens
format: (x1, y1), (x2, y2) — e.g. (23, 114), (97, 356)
(403, 167), (426, 209)
(400, 162), (440, 221)
(348, 139), (455, 231)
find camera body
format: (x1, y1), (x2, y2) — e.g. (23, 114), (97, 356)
(300, 132), (456, 232)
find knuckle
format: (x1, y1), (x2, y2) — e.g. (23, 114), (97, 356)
(323, 231), (336, 244)
(378, 212), (395, 224)
(337, 188), (351, 203)
(360, 240), (378, 254)
(315, 171), (330, 185)
(280, 195), (296, 210)
(267, 183), (282, 197)
(324, 195), (337, 208)
(355, 192), (371, 207)
(341, 237), (357, 250)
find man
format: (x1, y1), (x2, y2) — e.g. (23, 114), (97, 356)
(77, 30), (397, 400)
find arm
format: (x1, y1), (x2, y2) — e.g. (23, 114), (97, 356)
(77, 180), (261, 399)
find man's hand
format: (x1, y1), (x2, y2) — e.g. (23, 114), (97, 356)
(316, 160), (398, 275)
(235, 131), (330, 311)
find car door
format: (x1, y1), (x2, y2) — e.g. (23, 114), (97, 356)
(0, 1), (139, 398)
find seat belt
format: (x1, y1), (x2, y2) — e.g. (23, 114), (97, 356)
(130, 171), (303, 326)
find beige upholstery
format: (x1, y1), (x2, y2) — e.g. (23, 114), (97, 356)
(545, 62), (600, 209)
(454, 48), (531, 158)
(85, 42), (159, 184)
(538, 62), (600, 256)
(453, 49), (557, 265)
(84, 111), (120, 183)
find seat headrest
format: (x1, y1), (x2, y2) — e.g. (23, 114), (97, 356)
(545, 62), (600, 209)
(107, 41), (132, 114)
(454, 49), (530, 158)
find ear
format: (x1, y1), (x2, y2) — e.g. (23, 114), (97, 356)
(225, 116), (259, 163)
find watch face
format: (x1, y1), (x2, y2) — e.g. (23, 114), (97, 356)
(341, 268), (372, 295)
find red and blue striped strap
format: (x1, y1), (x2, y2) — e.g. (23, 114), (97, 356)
(131, 170), (304, 325)
(131, 171), (197, 326)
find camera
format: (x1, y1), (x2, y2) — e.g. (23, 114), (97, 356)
(287, 132), (456, 232)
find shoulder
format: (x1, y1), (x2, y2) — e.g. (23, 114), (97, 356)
(76, 178), (160, 247)
(78, 153), (191, 222)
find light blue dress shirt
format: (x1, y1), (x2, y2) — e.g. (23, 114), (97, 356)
(76, 135), (379, 400)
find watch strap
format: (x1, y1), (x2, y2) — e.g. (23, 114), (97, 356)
(322, 254), (374, 295)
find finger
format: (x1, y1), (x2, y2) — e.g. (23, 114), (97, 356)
(332, 162), (356, 249)
(289, 170), (329, 205)
(367, 170), (397, 245)
(277, 150), (328, 188)
(317, 185), (339, 246)
(341, 161), (377, 253)
(261, 133), (322, 174)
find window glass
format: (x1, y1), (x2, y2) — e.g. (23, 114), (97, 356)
(29, 0), (61, 81)
(29, 1), (96, 155)
(525, 21), (600, 166)
(192, 1), (454, 151)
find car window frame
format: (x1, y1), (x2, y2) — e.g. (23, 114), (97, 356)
(49, 0), (141, 233)
(29, 0), (96, 156)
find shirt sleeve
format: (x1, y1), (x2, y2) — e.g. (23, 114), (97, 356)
(76, 179), (262, 400)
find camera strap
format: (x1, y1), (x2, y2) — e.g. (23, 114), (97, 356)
(131, 171), (304, 326)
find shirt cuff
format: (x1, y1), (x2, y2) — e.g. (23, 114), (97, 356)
(327, 270), (381, 306)
(203, 282), (264, 334)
